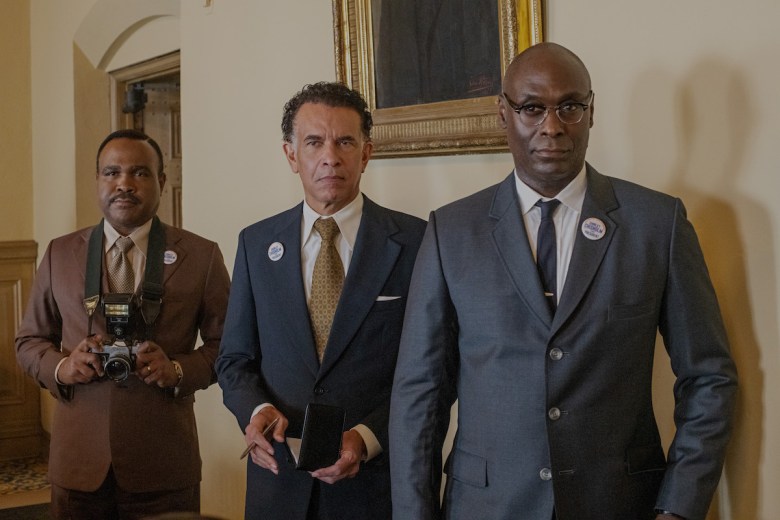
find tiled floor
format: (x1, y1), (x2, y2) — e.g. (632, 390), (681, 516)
(0, 457), (49, 510)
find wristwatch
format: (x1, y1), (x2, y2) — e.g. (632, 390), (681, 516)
(171, 360), (183, 386)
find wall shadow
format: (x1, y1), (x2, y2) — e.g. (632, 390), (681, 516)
(628, 58), (772, 519)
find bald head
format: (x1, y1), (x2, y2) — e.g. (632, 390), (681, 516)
(504, 42), (591, 94)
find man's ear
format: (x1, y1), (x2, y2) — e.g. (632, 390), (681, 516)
(360, 141), (373, 172)
(282, 141), (298, 173)
(158, 172), (167, 192)
(589, 93), (595, 128)
(497, 99), (509, 129)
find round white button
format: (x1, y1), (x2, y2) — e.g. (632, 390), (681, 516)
(549, 348), (563, 361)
(540, 468), (553, 481)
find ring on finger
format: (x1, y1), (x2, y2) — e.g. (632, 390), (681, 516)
(146, 365), (152, 373)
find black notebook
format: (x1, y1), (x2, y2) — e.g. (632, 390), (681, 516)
(286, 403), (346, 471)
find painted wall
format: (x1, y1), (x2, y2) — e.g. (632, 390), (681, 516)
(0, 0), (33, 240)
(14, 1), (780, 519)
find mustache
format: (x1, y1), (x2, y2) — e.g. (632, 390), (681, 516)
(110, 194), (140, 204)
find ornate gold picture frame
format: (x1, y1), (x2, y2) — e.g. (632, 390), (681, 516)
(333, 0), (543, 158)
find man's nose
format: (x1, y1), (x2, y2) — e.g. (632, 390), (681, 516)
(538, 108), (565, 136)
(321, 142), (342, 166)
(116, 172), (136, 191)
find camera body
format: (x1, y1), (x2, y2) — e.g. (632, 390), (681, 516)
(91, 293), (142, 382)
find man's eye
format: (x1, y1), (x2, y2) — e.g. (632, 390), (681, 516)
(521, 105), (545, 115)
(559, 103), (580, 113)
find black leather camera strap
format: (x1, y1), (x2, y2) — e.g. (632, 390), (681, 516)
(83, 217), (166, 338)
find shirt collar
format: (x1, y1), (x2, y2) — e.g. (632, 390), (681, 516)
(103, 218), (152, 257)
(302, 193), (363, 250)
(514, 164), (588, 215)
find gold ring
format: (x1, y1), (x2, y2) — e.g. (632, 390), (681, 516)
(146, 365), (152, 373)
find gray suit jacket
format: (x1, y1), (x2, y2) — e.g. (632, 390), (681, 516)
(389, 165), (737, 520)
(217, 195), (426, 520)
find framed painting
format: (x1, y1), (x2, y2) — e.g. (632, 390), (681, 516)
(333, 0), (543, 158)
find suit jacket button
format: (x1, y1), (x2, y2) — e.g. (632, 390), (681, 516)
(539, 468), (553, 481)
(549, 348), (563, 361)
(313, 386), (325, 395)
(548, 407), (561, 421)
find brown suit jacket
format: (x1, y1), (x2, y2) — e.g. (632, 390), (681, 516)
(16, 222), (230, 493)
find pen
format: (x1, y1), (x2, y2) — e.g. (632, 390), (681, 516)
(239, 417), (279, 460)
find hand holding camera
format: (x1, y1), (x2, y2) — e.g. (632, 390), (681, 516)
(134, 341), (180, 388)
(57, 335), (106, 385)
(77, 293), (179, 387)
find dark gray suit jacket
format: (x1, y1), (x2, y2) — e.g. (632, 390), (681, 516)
(217, 196), (425, 520)
(389, 166), (737, 520)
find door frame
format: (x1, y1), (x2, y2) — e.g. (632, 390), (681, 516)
(109, 51), (180, 131)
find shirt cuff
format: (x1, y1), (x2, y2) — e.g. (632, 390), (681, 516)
(251, 403), (274, 419)
(351, 424), (382, 461)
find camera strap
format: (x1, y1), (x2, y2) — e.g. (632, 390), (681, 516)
(83, 217), (166, 338)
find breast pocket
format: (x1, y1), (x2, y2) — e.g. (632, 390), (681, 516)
(608, 299), (655, 321)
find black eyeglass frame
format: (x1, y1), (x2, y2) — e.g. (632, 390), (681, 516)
(502, 91), (594, 126)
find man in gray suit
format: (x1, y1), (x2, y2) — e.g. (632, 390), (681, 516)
(217, 82), (426, 519)
(389, 43), (737, 520)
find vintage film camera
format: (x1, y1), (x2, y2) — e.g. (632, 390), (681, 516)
(91, 293), (142, 382)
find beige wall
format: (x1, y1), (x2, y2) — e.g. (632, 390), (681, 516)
(0, 0), (33, 240)
(13, 1), (780, 519)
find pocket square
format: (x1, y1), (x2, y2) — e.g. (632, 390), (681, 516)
(376, 296), (401, 301)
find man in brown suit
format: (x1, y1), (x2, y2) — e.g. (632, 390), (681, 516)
(16, 129), (230, 519)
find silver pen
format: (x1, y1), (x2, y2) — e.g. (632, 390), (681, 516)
(239, 417), (279, 460)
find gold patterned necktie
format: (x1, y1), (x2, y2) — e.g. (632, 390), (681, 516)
(309, 218), (345, 362)
(109, 236), (135, 293)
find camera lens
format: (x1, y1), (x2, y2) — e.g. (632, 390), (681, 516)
(105, 357), (132, 382)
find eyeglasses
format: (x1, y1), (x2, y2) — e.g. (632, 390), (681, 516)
(502, 91), (594, 126)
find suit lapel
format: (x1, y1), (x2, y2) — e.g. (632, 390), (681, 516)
(318, 197), (401, 377)
(551, 165), (618, 335)
(161, 224), (185, 285)
(74, 228), (93, 295)
(270, 207), (321, 377)
(490, 174), (554, 327)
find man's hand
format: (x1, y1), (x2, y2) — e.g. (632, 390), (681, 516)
(311, 429), (366, 484)
(57, 335), (104, 384)
(134, 341), (177, 388)
(245, 407), (289, 475)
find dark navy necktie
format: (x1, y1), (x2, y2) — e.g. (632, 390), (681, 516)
(536, 199), (561, 312)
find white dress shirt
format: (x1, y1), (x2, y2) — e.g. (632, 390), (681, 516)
(514, 165), (587, 303)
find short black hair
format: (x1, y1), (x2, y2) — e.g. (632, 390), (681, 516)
(281, 82), (373, 142)
(96, 129), (165, 176)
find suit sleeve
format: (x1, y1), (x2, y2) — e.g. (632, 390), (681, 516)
(655, 199), (738, 519)
(390, 212), (459, 520)
(173, 240), (230, 397)
(216, 229), (270, 431)
(15, 241), (71, 399)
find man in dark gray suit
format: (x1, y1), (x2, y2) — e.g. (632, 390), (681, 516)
(389, 43), (737, 520)
(216, 82), (426, 520)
